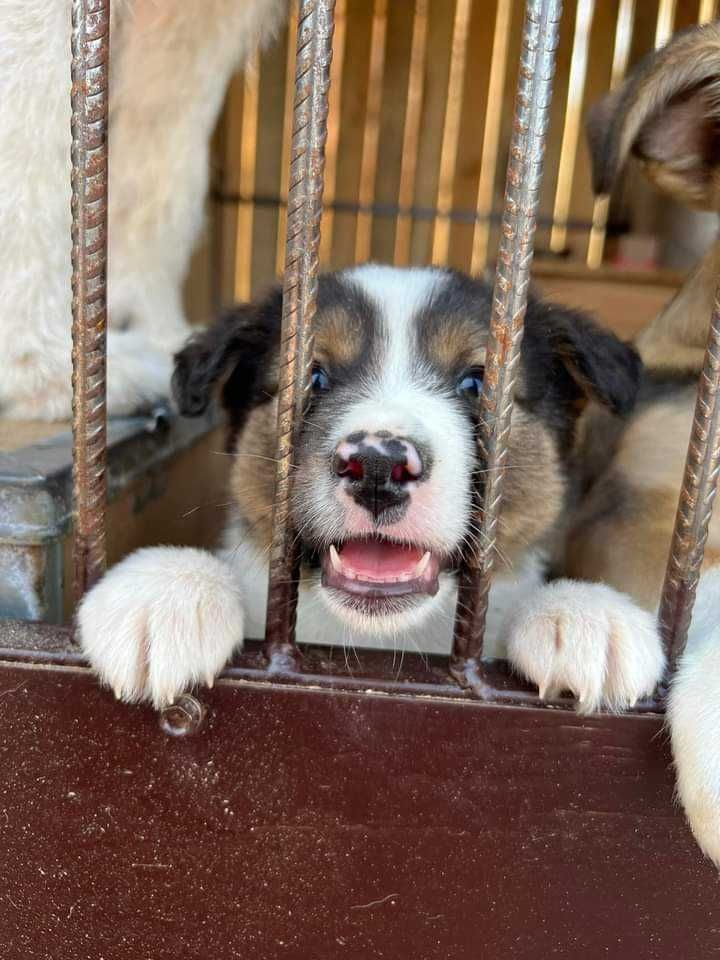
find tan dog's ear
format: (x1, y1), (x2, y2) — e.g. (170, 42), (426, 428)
(586, 22), (720, 210)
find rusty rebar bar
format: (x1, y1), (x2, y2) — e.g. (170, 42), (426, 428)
(659, 289), (720, 669)
(452, 0), (563, 679)
(265, 0), (335, 662)
(71, 0), (110, 602)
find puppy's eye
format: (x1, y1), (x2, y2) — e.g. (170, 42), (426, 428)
(311, 365), (331, 393)
(456, 368), (484, 398)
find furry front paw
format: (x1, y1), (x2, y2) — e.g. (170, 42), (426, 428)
(77, 547), (244, 708)
(502, 580), (665, 713)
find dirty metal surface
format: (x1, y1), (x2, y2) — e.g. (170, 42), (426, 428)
(0, 656), (716, 960)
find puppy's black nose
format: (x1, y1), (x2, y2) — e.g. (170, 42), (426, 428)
(333, 432), (424, 521)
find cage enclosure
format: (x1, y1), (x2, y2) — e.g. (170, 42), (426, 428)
(1, 1), (720, 957)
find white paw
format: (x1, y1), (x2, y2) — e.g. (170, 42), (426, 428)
(667, 574), (720, 867)
(77, 547), (245, 708)
(502, 580), (665, 713)
(106, 330), (173, 417)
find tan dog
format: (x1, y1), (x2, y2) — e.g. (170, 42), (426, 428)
(578, 21), (720, 865)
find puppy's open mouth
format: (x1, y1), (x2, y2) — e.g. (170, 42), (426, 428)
(320, 537), (440, 603)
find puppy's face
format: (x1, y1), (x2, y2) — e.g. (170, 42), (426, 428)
(174, 265), (639, 635)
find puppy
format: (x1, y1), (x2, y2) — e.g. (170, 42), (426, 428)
(0, 0), (286, 420)
(579, 21), (720, 865)
(78, 262), (664, 733)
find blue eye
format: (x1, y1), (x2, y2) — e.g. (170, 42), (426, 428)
(456, 369), (484, 397)
(311, 366), (331, 393)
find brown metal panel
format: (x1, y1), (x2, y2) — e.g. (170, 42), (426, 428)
(0, 661), (716, 959)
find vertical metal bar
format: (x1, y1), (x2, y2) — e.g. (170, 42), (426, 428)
(659, 292), (720, 669)
(655, 0), (677, 48)
(319, 0), (347, 266)
(470, 0), (514, 276)
(393, 0), (429, 267)
(452, 0), (563, 678)
(265, 0), (335, 662)
(276, 3), (300, 278)
(431, 0), (473, 267)
(234, 52), (260, 302)
(698, 0), (718, 22)
(548, 0), (595, 254)
(71, 0), (110, 602)
(586, 0), (636, 269)
(354, 0), (388, 264)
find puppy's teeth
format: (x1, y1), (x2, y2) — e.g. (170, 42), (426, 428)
(413, 551), (432, 578)
(329, 544), (343, 573)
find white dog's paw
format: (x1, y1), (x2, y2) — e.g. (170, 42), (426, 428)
(77, 547), (245, 708)
(502, 580), (665, 713)
(106, 330), (174, 417)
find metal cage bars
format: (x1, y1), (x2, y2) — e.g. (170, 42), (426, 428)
(67, 0), (720, 688)
(71, 0), (110, 601)
(264, 0), (335, 662)
(452, 0), (562, 681)
(659, 290), (720, 669)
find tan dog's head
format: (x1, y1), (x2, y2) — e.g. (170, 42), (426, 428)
(587, 22), (720, 375)
(587, 22), (720, 211)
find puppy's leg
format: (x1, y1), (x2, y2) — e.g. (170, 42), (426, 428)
(77, 547), (245, 708)
(668, 568), (720, 867)
(502, 580), (665, 713)
(107, 0), (286, 348)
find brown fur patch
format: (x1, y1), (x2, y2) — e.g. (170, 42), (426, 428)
(228, 401), (278, 551)
(423, 315), (487, 373)
(495, 408), (567, 570)
(638, 242), (720, 376)
(564, 399), (720, 610)
(314, 307), (366, 369)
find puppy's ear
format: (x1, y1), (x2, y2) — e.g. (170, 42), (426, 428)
(586, 23), (720, 209)
(172, 286), (283, 430)
(526, 301), (642, 418)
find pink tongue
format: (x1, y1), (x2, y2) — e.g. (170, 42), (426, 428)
(339, 540), (423, 580)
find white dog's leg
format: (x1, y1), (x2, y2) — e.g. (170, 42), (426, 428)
(107, 0), (286, 349)
(0, 0), (75, 420)
(502, 580), (665, 713)
(77, 546), (245, 708)
(0, 0), (285, 420)
(667, 567), (720, 867)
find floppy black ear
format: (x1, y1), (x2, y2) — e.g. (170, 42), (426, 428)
(524, 300), (642, 418)
(172, 286), (283, 431)
(586, 22), (720, 209)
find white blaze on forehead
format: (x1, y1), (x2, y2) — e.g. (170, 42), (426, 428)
(341, 263), (448, 396)
(325, 263), (475, 552)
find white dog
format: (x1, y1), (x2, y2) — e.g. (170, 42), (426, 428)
(0, 0), (286, 420)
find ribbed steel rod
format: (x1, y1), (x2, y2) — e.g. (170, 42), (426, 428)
(265, 0), (335, 661)
(659, 288), (720, 670)
(71, 0), (110, 602)
(452, 0), (563, 676)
